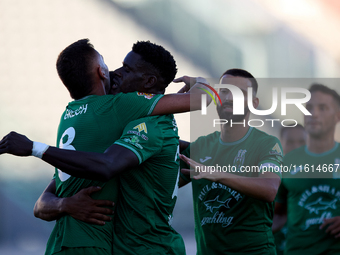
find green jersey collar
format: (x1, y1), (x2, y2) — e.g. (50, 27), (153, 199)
(219, 127), (254, 146)
(305, 142), (339, 157)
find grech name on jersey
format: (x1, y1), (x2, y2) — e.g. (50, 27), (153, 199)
(64, 104), (88, 120)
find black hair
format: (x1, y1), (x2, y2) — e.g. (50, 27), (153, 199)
(220, 68), (258, 95)
(280, 123), (305, 139)
(132, 41), (177, 88)
(56, 39), (97, 99)
(309, 83), (340, 107)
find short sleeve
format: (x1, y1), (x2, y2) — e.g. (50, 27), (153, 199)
(115, 92), (163, 119)
(258, 136), (284, 178)
(114, 117), (163, 164)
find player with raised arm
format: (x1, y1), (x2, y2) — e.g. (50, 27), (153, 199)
(179, 69), (282, 255)
(275, 84), (340, 254)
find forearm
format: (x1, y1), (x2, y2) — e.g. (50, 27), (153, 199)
(213, 172), (280, 202)
(151, 82), (213, 115)
(42, 144), (138, 181)
(34, 180), (66, 221)
(42, 147), (114, 182)
(34, 191), (66, 221)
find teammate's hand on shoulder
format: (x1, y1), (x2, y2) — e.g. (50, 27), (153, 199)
(0, 131), (33, 156)
(320, 216), (340, 238)
(62, 186), (114, 226)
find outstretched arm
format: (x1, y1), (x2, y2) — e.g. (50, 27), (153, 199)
(180, 154), (281, 203)
(151, 76), (213, 115)
(0, 132), (139, 182)
(43, 144), (138, 182)
(34, 179), (114, 225)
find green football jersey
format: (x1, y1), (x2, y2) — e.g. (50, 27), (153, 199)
(112, 115), (185, 255)
(181, 127), (283, 255)
(46, 92), (163, 255)
(277, 143), (340, 255)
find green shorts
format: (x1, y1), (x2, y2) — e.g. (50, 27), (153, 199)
(53, 247), (111, 255)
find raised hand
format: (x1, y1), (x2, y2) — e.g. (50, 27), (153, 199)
(173, 76), (196, 93)
(0, 131), (33, 156)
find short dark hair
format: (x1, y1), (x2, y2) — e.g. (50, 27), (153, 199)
(220, 68), (258, 95)
(280, 123), (305, 139)
(309, 83), (340, 107)
(56, 39), (97, 99)
(132, 41), (177, 88)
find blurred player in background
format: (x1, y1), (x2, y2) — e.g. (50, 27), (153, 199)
(275, 84), (340, 254)
(272, 124), (306, 255)
(179, 68), (283, 255)
(280, 124), (307, 155)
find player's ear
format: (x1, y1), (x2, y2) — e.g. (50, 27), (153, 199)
(98, 66), (108, 80)
(144, 75), (157, 89)
(252, 97), (259, 109)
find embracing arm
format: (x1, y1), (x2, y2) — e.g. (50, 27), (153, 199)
(34, 179), (114, 225)
(34, 179), (64, 221)
(0, 132), (139, 182)
(151, 76), (213, 115)
(42, 144), (138, 182)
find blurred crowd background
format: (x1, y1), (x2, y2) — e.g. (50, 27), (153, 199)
(1, 0), (340, 254)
